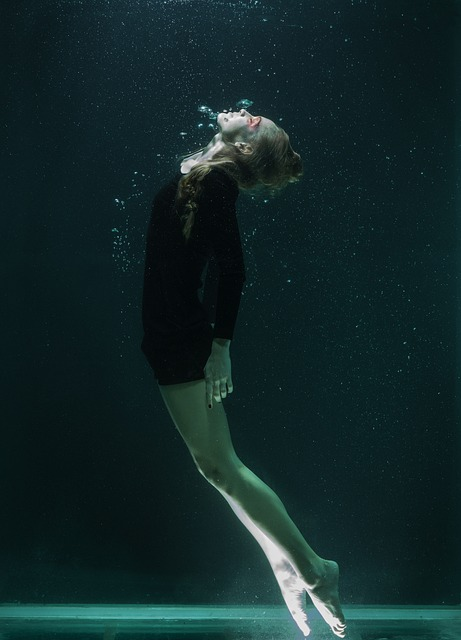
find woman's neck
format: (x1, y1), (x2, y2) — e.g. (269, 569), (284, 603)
(180, 133), (226, 174)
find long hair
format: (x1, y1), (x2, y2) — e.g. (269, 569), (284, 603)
(176, 121), (303, 241)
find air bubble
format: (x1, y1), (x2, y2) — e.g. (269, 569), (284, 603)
(197, 104), (218, 119)
(236, 98), (254, 109)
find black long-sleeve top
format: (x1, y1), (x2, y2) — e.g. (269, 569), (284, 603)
(142, 168), (246, 346)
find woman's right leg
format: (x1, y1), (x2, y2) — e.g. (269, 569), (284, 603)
(159, 379), (346, 638)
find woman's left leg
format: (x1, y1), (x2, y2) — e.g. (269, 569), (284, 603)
(159, 380), (346, 638)
(160, 381), (309, 634)
(224, 495), (310, 636)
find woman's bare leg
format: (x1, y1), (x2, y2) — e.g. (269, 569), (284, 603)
(161, 383), (310, 635)
(159, 380), (346, 638)
(225, 497), (311, 636)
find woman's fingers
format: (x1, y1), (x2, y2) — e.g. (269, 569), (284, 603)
(206, 376), (233, 409)
(206, 378), (233, 407)
(213, 379), (222, 403)
(206, 378), (214, 409)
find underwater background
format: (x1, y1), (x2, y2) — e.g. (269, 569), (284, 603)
(1, 0), (460, 607)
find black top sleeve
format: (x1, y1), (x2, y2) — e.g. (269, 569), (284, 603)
(199, 170), (246, 340)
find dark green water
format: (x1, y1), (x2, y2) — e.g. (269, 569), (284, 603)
(1, 0), (460, 612)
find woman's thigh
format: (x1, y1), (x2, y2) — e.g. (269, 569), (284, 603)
(159, 380), (239, 466)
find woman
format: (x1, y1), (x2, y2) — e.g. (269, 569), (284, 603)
(141, 109), (347, 638)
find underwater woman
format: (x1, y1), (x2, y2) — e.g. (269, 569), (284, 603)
(141, 108), (347, 638)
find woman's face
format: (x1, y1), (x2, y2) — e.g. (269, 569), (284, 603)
(217, 109), (273, 142)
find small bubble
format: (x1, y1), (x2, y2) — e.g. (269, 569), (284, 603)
(236, 98), (254, 109)
(197, 103), (218, 120)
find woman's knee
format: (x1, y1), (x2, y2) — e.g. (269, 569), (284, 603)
(193, 453), (243, 494)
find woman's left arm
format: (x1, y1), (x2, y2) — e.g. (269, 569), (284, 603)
(201, 171), (246, 407)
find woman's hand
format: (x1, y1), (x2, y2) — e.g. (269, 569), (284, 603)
(204, 339), (233, 409)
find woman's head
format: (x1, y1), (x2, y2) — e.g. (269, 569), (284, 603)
(214, 109), (303, 190)
(177, 109), (302, 240)
(217, 109), (266, 144)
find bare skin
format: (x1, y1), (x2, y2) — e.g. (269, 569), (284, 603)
(159, 379), (346, 638)
(180, 109), (275, 174)
(225, 497), (310, 636)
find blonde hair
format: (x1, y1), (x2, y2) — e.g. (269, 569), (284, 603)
(176, 121), (303, 240)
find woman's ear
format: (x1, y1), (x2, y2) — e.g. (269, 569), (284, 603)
(234, 142), (253, 155)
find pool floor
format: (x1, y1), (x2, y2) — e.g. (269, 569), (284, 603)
(0, 604), (459, 640)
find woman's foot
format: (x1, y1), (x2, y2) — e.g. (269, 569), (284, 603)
(276, 563), (311, 636)
(304, 559), (346, 638)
